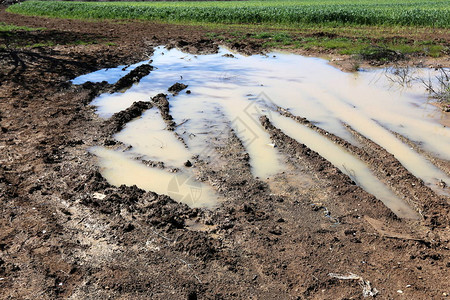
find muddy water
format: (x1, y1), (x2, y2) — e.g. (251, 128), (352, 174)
(91, 147), (217, 208)
(75, 46), (450, 209)
(170, 89), (285, 178)
(114, 108), (191, 168)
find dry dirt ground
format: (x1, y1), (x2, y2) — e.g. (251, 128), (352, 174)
(1, 7), (449, 300)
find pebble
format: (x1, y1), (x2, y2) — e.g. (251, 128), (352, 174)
(397, 290), (403, 294)
(93, 192), (106, 200)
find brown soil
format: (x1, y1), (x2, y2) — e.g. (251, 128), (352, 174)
(1, 7), (449, 300)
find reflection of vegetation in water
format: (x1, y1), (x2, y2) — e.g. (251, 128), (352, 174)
(383, 65), (449, 106)
(422, 68), (450, 105)
(384, 65), (415, 87)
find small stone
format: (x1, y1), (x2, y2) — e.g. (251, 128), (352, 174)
(184, 160), (192, 167)
(397, 290), (403, 294)
(93, 192), (106, 200)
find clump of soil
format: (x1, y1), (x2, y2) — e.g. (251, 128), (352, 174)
(168, 82), (188, 95)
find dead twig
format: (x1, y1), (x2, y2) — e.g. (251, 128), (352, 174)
(177, 258), (202, 284)
(329, 272), (379, 298)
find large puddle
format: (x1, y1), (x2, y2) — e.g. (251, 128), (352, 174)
(75, 46), (449, 213)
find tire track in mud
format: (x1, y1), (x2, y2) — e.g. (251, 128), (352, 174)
(344, 125), (449, 224)
(259, 115), (398, 222)
(87, 65), (396, 226)
(83, 48), (446, 230)
(389, 129), (450, 177)
(275, 107), (449, 230)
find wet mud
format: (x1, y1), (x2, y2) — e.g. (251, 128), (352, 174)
(1, 7), (449, 300)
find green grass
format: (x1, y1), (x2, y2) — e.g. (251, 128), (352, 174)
(6, 1), (449, 59)
(0, 22), (44, 32)
(7, 0), (450, 28)
(25, 42), (55, 48)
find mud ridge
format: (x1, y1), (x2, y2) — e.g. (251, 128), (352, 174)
(150, 93), (176, 130)
(77, 81), (113, 105)
(106, 100), (152, 134)
(111, 63), (154, 93)
(195, 129), (268, 203)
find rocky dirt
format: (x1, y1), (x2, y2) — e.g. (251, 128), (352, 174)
(1, 7), (449, 300)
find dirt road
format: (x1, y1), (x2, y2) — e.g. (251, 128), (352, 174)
(1, 8), (449, 299)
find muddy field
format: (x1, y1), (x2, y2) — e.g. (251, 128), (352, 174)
(1, 7), (450, 300)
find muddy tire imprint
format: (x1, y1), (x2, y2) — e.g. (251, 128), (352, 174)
(276, 106), (449, 230)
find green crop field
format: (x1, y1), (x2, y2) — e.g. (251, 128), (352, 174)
(7, 0), (450, 28)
